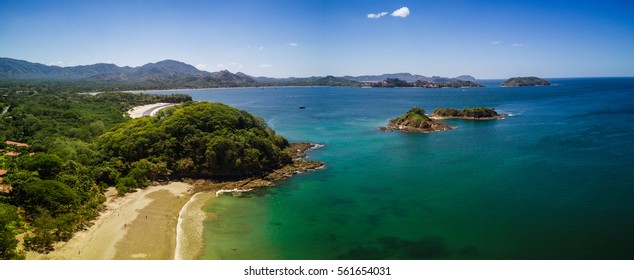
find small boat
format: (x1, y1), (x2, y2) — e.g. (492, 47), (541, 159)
(299, 105), (306, 109)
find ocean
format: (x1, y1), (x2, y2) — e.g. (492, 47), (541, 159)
(152, 78), (634, 259)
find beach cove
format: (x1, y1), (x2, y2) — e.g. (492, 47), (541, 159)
(24, 101), (323, 260)
(152, 78), (634, 259)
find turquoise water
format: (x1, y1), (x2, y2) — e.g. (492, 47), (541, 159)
(153, 78), (634, 259)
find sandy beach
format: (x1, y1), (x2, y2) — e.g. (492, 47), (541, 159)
(127, 103), (177, 118)
(26, 182), (192, 260)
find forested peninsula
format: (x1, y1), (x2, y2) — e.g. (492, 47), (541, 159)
(0, 87), (321, 259)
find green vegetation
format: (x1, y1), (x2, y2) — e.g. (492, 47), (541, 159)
(382, 107), (455, 133)
(433, 107), (500, 119)
(501, 76), (551, 87)
(0, 86), (191, 257)
(0, 203), (25, 259)
(99, 102), (291, 185)
(393, 107), (432, 127)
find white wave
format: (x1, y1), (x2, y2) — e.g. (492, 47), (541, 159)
(309, 143), (325, 150)
(215, 188), (253, 197)
(174, 193), (202, 260)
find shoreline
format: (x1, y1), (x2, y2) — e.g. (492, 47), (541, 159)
(26, 142), (323, 260)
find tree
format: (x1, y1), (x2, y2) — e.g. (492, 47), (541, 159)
(23, 153), (63, 180)
(0, 203), (25, 259)
(16, 180), (79, 214)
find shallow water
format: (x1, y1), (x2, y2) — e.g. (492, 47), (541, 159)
(151, 78), (634, 259)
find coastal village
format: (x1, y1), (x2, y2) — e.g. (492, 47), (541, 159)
(0, 140), (30, 194)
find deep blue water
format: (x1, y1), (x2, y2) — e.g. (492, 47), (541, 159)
(150, 78), (634, 259)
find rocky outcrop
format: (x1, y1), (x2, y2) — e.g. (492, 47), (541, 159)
(184, 142), (324, 193)
(380, 107), (455, 133)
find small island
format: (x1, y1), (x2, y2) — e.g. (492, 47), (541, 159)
(381, 107), (455, 133)
(501, 76), (551, 87)
(430, 107), (507, 120)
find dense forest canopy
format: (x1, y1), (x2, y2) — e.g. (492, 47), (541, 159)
(433, 107), (500, 118)
(99, 101), (291, 181)
(0, 88), (191, 258)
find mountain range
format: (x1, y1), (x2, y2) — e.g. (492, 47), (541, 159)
(0, 57), (477, 89)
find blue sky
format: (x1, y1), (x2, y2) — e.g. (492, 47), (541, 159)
(1, 0), (633, 78)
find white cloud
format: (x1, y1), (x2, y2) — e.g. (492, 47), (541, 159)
(259, 64), (273, 68)
(259, 46), (264, 50)
(289, 42), (299, 47)
(490, 40), (502, 45)
(391, 7), (410, 18)
(216, 63), (225, 68)
(367, 12), (388, 19)
(511, 43), (524, 47)
(50, 60), (65, 67)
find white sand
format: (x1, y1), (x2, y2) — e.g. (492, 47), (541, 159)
(127, 103), (177, 118)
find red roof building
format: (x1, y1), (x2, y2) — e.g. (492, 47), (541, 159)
(0, 184), (11, 194)
(5, 140), (29, 147)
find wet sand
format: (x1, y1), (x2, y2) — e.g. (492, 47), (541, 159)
(175, 192), (217, 260)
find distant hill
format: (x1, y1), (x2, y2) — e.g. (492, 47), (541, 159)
(0, 57), (132, 80)
(0, 57), (259, 89)
(367, 78), (483, 88)
(254, 75), (360, 87)
(501, 77), (551, 87)
(0, 57), (471, 90)
(343, 73), (477, 83)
